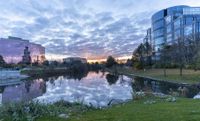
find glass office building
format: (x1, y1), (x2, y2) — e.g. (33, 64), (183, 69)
(148, 5), (200, 60)
(0, 36), (45, 64)
(143, 28), (152, 44)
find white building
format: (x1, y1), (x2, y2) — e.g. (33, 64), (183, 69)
(63, 57), (87, 64)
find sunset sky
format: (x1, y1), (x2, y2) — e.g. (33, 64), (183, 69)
(0, 0), (200, 61)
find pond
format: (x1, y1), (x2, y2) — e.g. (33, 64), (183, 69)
(0, 71), (200, 107)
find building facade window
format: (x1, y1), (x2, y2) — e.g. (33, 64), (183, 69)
(174, 19), (181, 30)
(152, 10), (165, 23)
(166, 24), (172, 33)
(197, 22), (200, 39)
(174, 29), (181, 40)
(165, 16), (172, 24)
(153, 28), (164, 38)
(184, 25), (193, 36)
(153, 20), (165, 31)
(166, 34), (172, 42)
(154, 37), (165, 45)
(155, 44), (164, 52)
(183, 7), (200, 15)
(184, 16), (194, 25)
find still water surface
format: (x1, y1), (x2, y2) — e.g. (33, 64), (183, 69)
(0, 71), (200, 107)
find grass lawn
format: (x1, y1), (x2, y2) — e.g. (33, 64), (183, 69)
(38, 98), (200, 121)
(116, 68), (200, 84)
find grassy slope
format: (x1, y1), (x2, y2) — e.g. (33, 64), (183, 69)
(117, 68), (200, 84)
(38, 98), (200, 121)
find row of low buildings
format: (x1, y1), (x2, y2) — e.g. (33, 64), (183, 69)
(0, 36), (45, 64)
(143, 5), (200, 61)
(63, 57), (87, 64)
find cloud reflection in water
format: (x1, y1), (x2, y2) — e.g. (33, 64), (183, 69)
(36, 72), (133, 107)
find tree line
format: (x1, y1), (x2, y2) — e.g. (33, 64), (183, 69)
(132, 36), (200, 76)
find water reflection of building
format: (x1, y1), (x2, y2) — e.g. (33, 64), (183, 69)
(132, 79), (161, 93)
(1, 79), (46, 104)
(132, 77), (200, 98)
(151, 81), (161, 92)
(0, 36), (45, 63)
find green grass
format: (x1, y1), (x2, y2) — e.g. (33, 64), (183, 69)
(2, 95), (200, 121)
(37, 98), (200, 121)
(116, 68), (200, 84)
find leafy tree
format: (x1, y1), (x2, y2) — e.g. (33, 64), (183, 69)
(144, 41), (153, 66)
(134, 44), (145, 58)
(88, 62), (102, 72)
(125, 59), (133, 67)
(144, 41), (152, 56)
(42, 60), (50, 66)
(32, 62), (39, 66)
(193, 50), (200, 70)
(50, 61), (59, 67)
(160, 44), (171, 77)
(106, 56), (117, 68)
(133, 43), (145, 69)
(131, 55), (143, 70)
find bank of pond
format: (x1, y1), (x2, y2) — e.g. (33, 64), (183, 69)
(1, 70), (200, 120)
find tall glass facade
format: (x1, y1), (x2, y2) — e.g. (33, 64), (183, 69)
(149, 5), (200, 60)
(183, 7), (200, 15)
(0, 36), (45, 63)
(151, 9), (166, 61)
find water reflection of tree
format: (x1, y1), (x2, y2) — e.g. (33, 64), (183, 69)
(24, 79), (46, 93)
(25, 80), (32, 93)
(49, 76), (60, 85)
(42, 70), (89, 86)
(40, 81), (46, 93)
(63, 71), (89, 80)
(100, 71), (106, 78)
(42, 77), (49, 82)
(106, 74), (119, 85)
(132, 77), (145, 91)
(118, 75), (128, 85)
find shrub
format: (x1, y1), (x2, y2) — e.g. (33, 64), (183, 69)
(0, 101), (92, 121)
(134, 62), (143, 70)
